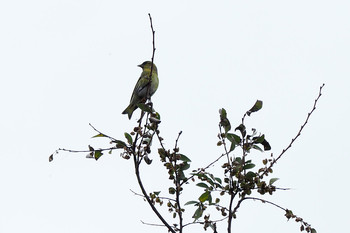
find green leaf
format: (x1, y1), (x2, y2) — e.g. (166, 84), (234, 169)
(92, 133), (106, 138)
(243, 163), (255, 170)
(235, 124), (246, 137)
(261, 138), (271, 151)
(246, 100), (263, 116)
(178, 170), (186, 180)
(252, 145), (263, 152)
(94, 150), (103, 160)
(199, 191), (210, 203)
(179, 154), (191, 162)
(253, 134), (265, 143)
(229, 142), (236, 152)
(114, 140), (127, 148)
(196, 183), (209, 189)
(227, 133), (241, 152)
(214, 177), (222, 184)
(180, 162), (190, 171)
(124, 132), (133, 145)
(219, 108), (231, 133)
(252, 134), (271, 151)
(193, 206), (203, 221)
(269, 178), (279, 185)
(227, 133), (241, 144)
(136, 103), (153, 113)
(185, 201), (198, 206)
(245, 171), (256, 180)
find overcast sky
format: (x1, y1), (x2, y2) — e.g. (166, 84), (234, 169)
(1, 1), (349, 233)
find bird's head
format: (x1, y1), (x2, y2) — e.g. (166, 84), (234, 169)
(138, 61), (158, 73)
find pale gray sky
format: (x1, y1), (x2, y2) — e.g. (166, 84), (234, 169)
(0, 1), (349, 232)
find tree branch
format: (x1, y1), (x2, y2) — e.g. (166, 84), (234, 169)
(259, 83), (325, 178)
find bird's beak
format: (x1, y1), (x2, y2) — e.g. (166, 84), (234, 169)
(137, 64), (142, 68)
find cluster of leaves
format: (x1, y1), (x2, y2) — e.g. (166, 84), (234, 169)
(183, 100), (316, 233)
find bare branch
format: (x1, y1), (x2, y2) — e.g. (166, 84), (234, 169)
(260, 83), (325, 178)
(130, 189), (176, 202)
(148, 13), (156, 70)
(244, 197), (286, 211)
(182, 216), (228, 228)
(141, 220), (167, 228)
(89, 123), (117, 141)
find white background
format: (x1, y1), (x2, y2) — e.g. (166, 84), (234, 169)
(0, 1), (349, 232)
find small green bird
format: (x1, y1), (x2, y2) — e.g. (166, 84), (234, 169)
(122, 61), (159, 119)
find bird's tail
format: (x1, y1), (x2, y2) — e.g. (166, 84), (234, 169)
(122, 104), (137, 119)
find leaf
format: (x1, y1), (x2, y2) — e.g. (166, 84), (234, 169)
(180, 162), (190, 171)
(235, 124), (246, 137)
(196, 183), (209, 189)
(261, 138), (271, 151)
(243, 163), (255, 170)
(245, 171), (256, 180)
(311, 228), (317, 233)
(226, 133), (241, 144)
(178, 170), (186, 180)
(49, 154), (54, 162)
(92, 133), (106, 138)
(253, 134), (271, 151)
(246, 100), (263, 116)
(179, 154), (191, 162)
(185, 200), (198, 206)
(193, 206), (203, 221)
(94, 150), (103, 160)
(227, 133), (241, 152)
(124, 132), (133, 145)
(136, 103), (153, 114)
(219, 108), (231, 133)
(269, 178), (279, 185)
(253, 134), (265, 143)
(214, 177), (222, 184)
(114, 140), (127, 148)
(199, 191), (210, 203)
(144, 155), (152, 165)
(252, 145), (263, 152)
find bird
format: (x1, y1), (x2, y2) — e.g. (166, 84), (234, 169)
(122, 61), (159, 119)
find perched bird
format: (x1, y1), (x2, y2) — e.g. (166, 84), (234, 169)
(122, 61), (159, 119)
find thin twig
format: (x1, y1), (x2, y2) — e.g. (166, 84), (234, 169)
(173, 131), (184, 233)
(57, 146), (116, 154)
(180, 152), (226, 186)
(89, 123), (117, 141)
(141, 220), (167, 228)
(148, 13), (156, 74)
(244, 197), (286, 211)
(182, 216), (229, 228)
(260, 83), (325, 178)
(130, 189), (176, 202)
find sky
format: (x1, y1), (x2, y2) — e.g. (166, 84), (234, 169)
(0, 0), (349, 232)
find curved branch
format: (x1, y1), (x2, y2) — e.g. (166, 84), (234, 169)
(133, 154), (176, 233)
